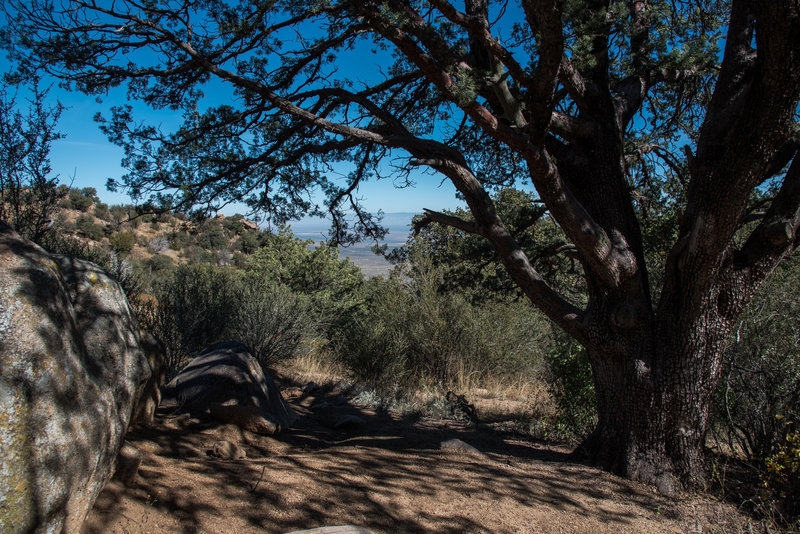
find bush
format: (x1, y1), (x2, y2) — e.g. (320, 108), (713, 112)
(236, 229), (261, 253)
(109, 204), (129, 225)
(195, 221), (228, 250)
(66, 187), (98, 211)
(182, 244), (215, 264)
(148, 235), (169, 253)
(228, 277), (315, 366)
(93, 202), (110, 221)
(109, 231), (136, 254)
(222, 215), (246, 235)
(168, 230), (192, 250)
(138, 265), (318, 378)
(545, 334), (597, 439)
(761, 416), (800, 524)
(143, 253), (175, 273)
(245, 226), (364, 335)
(74, 213), (105, 241)
(141, 265), (241, 376)
(714, 257), (800, 462)
(333, 266), (550, 396)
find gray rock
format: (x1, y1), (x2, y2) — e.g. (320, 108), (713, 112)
(333, 414), (365, 429)
(130, 331), (166, 428)
(114, 442), (143, 486)
(161, 341), (297, 433)
(440, 438), (482, 455)
(0, 221), (151, 533)
(209, 440), (247, 460)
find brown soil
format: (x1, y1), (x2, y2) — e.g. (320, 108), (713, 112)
(83, 376), (751, 534)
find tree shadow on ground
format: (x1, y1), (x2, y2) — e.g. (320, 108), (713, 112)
(84, 374), (689, 534)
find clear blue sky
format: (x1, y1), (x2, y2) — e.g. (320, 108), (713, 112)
(3, 56), (466, 218)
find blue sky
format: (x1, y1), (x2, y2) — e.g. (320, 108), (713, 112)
(1, 2), (543, 221)
(3, 57), (466, 219)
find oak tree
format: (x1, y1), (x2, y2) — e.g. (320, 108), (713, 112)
(6, 0), (800, 492)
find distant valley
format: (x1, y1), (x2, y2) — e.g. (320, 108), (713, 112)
(290, 213), (416, 277)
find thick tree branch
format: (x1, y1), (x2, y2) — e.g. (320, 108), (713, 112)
(355, 4), (530, 155)
(521, 0), (563, 137)
(737, 154), (800, 269)
(676, 0), (800, 292)
(558, 55), (594, 110)
(549, 112), (597, 142)
(420, 157), (586, 341)
(426, 0), (532, 89)
(418, 209), (482, 236)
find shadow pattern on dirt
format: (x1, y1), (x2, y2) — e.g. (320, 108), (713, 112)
(84, 376), (689, 534)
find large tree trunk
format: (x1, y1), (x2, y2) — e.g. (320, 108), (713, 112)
(576, 298), (736, 495)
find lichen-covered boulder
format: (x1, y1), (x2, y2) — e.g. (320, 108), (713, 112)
(0, 221), (151, 533)
(161, 341), (297, 433)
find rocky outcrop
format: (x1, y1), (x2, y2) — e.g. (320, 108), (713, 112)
(0, 221), (151, 533)
(161, 341), (297, 434)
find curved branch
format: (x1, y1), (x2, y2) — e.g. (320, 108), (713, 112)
(419, 208), (482, 235)
(737, 154), (800, 269)
(421, 157), (586, 340)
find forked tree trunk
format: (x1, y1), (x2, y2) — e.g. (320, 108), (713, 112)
(576, 298), (735, 494)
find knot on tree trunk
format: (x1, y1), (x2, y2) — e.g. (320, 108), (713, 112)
(611, 301), (637, 330)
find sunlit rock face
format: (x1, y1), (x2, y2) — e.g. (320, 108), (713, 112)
(0, 220), (150, 533)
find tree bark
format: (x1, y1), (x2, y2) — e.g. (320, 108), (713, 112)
(577, 330), (725, 494)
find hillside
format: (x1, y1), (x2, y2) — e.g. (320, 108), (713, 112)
(50, 187), (398, 278)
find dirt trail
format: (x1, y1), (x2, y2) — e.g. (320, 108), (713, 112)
(83, 378), (749, 534)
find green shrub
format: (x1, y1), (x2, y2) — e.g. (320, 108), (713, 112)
(228, 277), (315, 367)
(144, 265), (241, 370)
(545, 334), (597, 439)
(93, 202), (110, 221)
(109, 231), (136, 254)
(67, 187), (95, 211)
(761, 416), (800, 525)
(236, 230), (261, 253)
(74, 213), (105, 241)
(222, 215), (246, 235)
(168, 230), (192, 250)
(109, 204), (129, 225)
(139, 265), (319, 377)
(334, 278), (412, 393)
(334, 266), (550, 396)
(245, 226), (365, 335)
(182, 244), (215, 264)
(143, 254), (175, 273)
(195, 221), (228, 250)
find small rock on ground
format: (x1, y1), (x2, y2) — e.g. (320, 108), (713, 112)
(208, 440), (247, 460)
(440, 438), (482, 455)
(333, 415), (365, 429)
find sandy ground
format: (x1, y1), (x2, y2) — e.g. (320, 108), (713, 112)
(82, 379), (751, 534)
